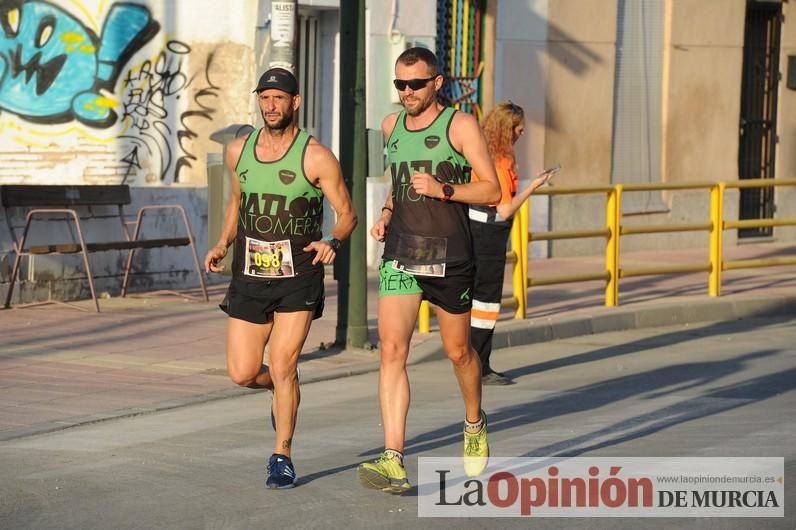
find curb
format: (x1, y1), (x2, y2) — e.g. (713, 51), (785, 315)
(365, 291), (796, 366)
(491, 291), (796, 353)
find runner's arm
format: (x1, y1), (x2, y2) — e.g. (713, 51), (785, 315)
(308, 142), (357, 242)
(449, 112), (501, 204)
(378, 111), (395, 227)
(410, 112), (501, 204)
(372, 113), (399, 237)
(370, 190), (393, 242)
(204, 137), (244, 272)
(381, 112), (399, 141)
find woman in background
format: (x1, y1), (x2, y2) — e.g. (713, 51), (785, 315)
(469, 102), (556, 385)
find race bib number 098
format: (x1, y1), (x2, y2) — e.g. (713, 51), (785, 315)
(244, 237), (295, 278)
(253, 252), (281, 268)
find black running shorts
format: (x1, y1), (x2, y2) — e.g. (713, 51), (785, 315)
(220, 272), (325, 324)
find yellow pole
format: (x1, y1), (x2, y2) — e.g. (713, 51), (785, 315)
(461, 0), (469, 77)
(605, 186), (621, 306)
(418, 300), (430, 333)
(511, 213), (525, 319)
(709, 183), (724, 296)
(450, 0), (457, 77)
(481, 0), (496, 115)
(520, 199), (530, 316)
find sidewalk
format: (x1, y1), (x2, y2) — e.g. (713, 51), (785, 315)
(1, 242), (795, 441)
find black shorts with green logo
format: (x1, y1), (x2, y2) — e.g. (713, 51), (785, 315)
(220, 271), (324, 324)
(378, 259), (473, 314)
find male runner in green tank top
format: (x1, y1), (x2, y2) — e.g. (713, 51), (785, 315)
(204, 68), (356, 489)
(357, 48), (501, 493)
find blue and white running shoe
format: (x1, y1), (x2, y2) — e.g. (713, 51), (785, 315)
(266, 453), (297, 489)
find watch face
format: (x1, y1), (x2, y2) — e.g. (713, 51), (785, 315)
(443, 184), (454, 199)
(331, 238), (341, 251)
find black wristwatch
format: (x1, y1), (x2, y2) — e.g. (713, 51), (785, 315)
(441, 183), (455, 202)
(327, 237), (341, 251)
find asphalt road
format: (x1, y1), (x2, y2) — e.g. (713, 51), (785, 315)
(1, 317), (794, 529)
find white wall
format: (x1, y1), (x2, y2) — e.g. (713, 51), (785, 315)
(361, 0), (438, 267)
(366, 0), (438, 129)
(495, 0), (551, 258)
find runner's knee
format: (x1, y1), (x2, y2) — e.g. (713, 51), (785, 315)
(380, 339), (410, 364)
(445, 343), (473, 365)
(269, 357), (299, 384)
(228, 366), (261, 388)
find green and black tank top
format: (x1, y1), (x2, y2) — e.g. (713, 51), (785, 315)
(383, 106), (472, 266)
(232, 128), (324, 280)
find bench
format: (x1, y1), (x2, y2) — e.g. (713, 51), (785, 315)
(2, 184), (208, 312)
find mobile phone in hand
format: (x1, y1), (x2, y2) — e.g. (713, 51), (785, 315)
(544, 163), (561, 185)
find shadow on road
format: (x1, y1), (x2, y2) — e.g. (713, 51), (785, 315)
(353, 316), (795, 464)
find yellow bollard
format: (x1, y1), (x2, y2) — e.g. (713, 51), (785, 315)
(520, 200), (529, 310)
(605, 186), (621, 306)
(511, 213), (526, 319)
(709, 183), (724, 296)
(418, 299), (430, 333)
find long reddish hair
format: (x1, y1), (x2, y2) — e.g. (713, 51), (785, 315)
(482, 101), (524, 162)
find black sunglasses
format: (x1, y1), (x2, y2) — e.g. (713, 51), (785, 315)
(393, 76), (437, 91)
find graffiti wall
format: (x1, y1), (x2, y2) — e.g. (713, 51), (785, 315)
(0, 0), (257, 185)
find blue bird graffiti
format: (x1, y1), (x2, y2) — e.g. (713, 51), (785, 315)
(0, 0), (159, 128)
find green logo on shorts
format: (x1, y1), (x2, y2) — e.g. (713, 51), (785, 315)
(379, 260), (423, 297)
(459, 288), (471, 303)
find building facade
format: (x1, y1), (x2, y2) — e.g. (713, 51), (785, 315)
(1, 0), (794, 304)
(496, 0), (796, 256)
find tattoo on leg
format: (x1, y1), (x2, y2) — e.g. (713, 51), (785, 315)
(281, 438), (292, 449)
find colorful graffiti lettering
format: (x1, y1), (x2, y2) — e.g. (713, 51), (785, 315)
(0, 1), (223, 185)
(0, 0), (158, 128)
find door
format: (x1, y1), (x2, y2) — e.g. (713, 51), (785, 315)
(297, 11), (320, 138)
(738, 0), (782, 237)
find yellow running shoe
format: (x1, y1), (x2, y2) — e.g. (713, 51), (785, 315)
(358, 452), (411, 493)
(463, 410), (489, 477)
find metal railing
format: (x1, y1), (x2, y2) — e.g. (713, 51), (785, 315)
(417, 178), (796, 332)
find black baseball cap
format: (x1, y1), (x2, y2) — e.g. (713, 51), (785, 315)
(253, 67), (298, 95)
